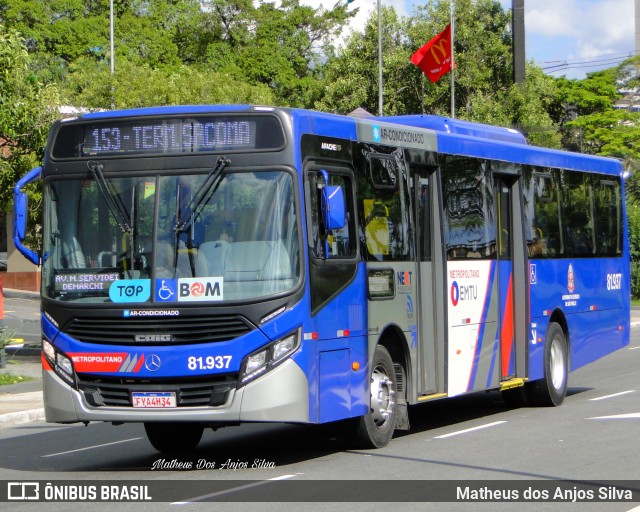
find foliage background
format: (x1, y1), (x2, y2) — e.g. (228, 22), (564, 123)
(0, 0), (639, 294)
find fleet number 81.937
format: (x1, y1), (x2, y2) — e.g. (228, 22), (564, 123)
(187, 355), (232, 371)
(607, 273), (622, 291)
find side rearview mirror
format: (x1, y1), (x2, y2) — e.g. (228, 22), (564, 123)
(13, 166), (42, 266)
(319, 170), (345, 231)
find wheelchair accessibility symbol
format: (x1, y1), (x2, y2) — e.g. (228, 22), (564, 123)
(155, 279), (177, 302)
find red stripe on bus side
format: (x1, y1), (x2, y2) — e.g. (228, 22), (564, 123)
(501, 276), (514, 377)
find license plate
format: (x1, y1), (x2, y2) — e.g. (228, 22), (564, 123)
(131, 392), (177, 408)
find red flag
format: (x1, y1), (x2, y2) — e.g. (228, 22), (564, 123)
(410, 24), (456, 83)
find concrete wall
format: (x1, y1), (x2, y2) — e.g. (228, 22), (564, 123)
(3, 213), (40, 292)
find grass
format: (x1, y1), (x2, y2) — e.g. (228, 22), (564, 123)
(0, 374), (34, 386)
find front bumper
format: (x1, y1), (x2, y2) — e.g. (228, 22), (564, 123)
(43, 359), (309, 424)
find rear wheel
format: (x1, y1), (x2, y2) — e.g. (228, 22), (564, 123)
(144, 422), (204, 453)
(349, 345), (397, 448)
(526, 322), (568, 406)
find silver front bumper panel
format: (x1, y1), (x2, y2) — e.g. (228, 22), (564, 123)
(43, 359), (309, 424)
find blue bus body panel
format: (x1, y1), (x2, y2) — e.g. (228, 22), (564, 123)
(289, 110), (367, 423)
(290, 109), (358, 141)
(528, 258), (628, 379)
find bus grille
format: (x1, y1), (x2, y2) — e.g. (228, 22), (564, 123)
(64, 314), (254, 345)
(77, 374), (237, 408)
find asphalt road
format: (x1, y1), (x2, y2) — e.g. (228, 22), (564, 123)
(2, 295), (40, 347)
(0, 326), (639, 511)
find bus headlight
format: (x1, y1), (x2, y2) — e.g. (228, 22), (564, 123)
(245, 351), (268, 377)
(43, 339), (56, 363)
(42, 339), (76, 386)
(56, 353), (74, 377)
(239, 329), (300, 386)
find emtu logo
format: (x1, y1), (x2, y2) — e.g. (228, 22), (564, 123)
(451, 281), (478, 306)
(451, 281), (460, 306)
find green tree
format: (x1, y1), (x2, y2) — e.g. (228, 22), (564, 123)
(1, 0), (352, 110)
(316, 6), (406, 115)
(318, 0), (560, 148)
(65, 56), (275, 109)
(0, 24), (59, 226)
(222, 0), (352, 107)
(555, 58), (640, 296)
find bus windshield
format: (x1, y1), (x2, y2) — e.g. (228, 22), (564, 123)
(42, 169), (299, 304)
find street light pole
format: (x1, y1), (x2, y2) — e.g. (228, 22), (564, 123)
(450, 1), (455, 118)
(110, 0), (114, 75)
(110, 0), (115, 109)
(378, 0), (383, 116)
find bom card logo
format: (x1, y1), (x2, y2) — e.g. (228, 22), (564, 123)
(177, 277), (223, 302)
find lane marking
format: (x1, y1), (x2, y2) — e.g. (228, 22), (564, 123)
(589, 390), (636, 401)
(625, 506), (640, 512)
(41, 437), (143, 457)
(629, 346), (640, 350)
(587, 413), (640, 420)
(172, 474), (297, 505)
(434, 421), (507, 439)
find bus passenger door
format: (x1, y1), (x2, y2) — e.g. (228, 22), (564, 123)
(413, 167), (442, 395)
(495, 174), (527, 382)
(443, 158), (528, 397)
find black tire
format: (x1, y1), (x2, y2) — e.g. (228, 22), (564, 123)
(144, 422), (204, 453)
(526, 322), (568, 406)
(349, 345), (397, 449)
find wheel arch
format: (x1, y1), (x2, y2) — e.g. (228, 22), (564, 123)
(376, 324), (411, 403)
(548, 309), (570, 368)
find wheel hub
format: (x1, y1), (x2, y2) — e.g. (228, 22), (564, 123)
(370, 365), (395, 427)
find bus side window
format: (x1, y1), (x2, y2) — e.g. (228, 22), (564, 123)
(442, 157), (495, 260)
(307, 170), (355, 260)
(562, 170), (595, 257)
(531, 170), (562, 258)
(359, 152), (412, 262)
(594, 177), (622, 257)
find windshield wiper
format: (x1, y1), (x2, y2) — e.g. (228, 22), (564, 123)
(88, 160), (132, 234)
(174, 156), (231, 233)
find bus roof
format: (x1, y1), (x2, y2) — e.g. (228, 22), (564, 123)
(65, 105), (623, 177)
(384, 115), (528, 145)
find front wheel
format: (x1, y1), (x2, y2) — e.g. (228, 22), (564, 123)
(526, 322), (568, 406)
(349, 345), (397, 448)
(144, 422), (204, 453)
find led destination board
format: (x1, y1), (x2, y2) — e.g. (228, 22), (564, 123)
(52, 115), (285, 158)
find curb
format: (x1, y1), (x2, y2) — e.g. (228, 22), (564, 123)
(0, 408), (45, 427)
(5, 344), (41, 358)
(2, 288), (40, 300)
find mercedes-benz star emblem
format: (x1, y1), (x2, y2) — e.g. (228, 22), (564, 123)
(145, 354), (161, 372)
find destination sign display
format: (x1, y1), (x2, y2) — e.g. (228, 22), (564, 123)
(51, 115), (285, 158)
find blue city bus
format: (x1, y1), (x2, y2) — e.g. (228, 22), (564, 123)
(13, 105), (629, 451)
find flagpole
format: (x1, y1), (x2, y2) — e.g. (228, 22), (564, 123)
(450, 0), (455, 118)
